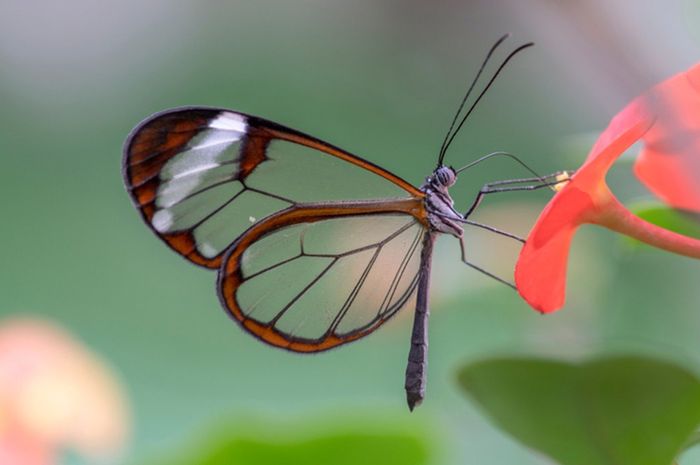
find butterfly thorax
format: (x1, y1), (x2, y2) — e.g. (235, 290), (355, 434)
(422, 166), (464, 238)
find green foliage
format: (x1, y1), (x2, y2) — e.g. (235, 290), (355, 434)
(457, 356), (700, 465)
(142, 417), (431, 465)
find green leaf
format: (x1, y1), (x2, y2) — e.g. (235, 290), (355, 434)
(192, 433), (427, 465)
(141, 416), (432, 465)
(457, 356), (700, 465)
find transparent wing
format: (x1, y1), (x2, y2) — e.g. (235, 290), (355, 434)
(218, 208), (428, 352)
(123, 107), (423, 268)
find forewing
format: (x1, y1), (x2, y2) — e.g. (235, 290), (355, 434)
(123, 107), (423, 268)
(217, 206), (427, 352)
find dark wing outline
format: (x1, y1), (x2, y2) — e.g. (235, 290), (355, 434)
(217, 198), (429, 352)
(122, 106), (424, 269)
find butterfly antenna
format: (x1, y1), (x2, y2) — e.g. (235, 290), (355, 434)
(455, 151), (543, 179)
(436, 33), (510, 167)
(440, 41), (534, 164)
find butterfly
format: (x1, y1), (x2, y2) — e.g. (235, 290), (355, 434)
(122, 36), (536, 410)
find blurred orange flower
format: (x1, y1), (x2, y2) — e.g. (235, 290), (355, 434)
(0, 317), (130, 464)
(516, 63), (700, 313)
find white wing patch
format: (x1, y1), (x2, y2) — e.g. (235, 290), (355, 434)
(152, 209), (174, 233)
(208, 112), (247, 132)
(152, 113), (250, 235)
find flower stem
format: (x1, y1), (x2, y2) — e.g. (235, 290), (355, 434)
(594, 194), (700, 258)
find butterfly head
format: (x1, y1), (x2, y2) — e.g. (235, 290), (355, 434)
(432, 165), (457, 189)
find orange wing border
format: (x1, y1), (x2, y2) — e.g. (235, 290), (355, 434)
(217, 198), (428, 353)
(122, 106), (424, 269)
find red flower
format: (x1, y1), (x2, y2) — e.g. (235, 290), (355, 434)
(516, 63), (700, 313)
(0, 317), (130, 464)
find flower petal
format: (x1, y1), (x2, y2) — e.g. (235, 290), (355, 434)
(0, 317), (130, 460)
(0, 429), (53, 465)
(634, 63), (700, 213)
(516, 101), (652, 312)
(515, 186), (593, 312)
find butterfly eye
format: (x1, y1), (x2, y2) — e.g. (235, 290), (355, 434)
(435, 166), (456, 187)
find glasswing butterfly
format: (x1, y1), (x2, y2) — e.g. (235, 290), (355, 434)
(122, 36), (542, 410)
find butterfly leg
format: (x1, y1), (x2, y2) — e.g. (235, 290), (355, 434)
(458, 236), (516, 290)
(462, 219), (525, 243)
(463, 171), (572, 219)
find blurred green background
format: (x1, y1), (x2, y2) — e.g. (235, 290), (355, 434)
(1, 1), (700, 464)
